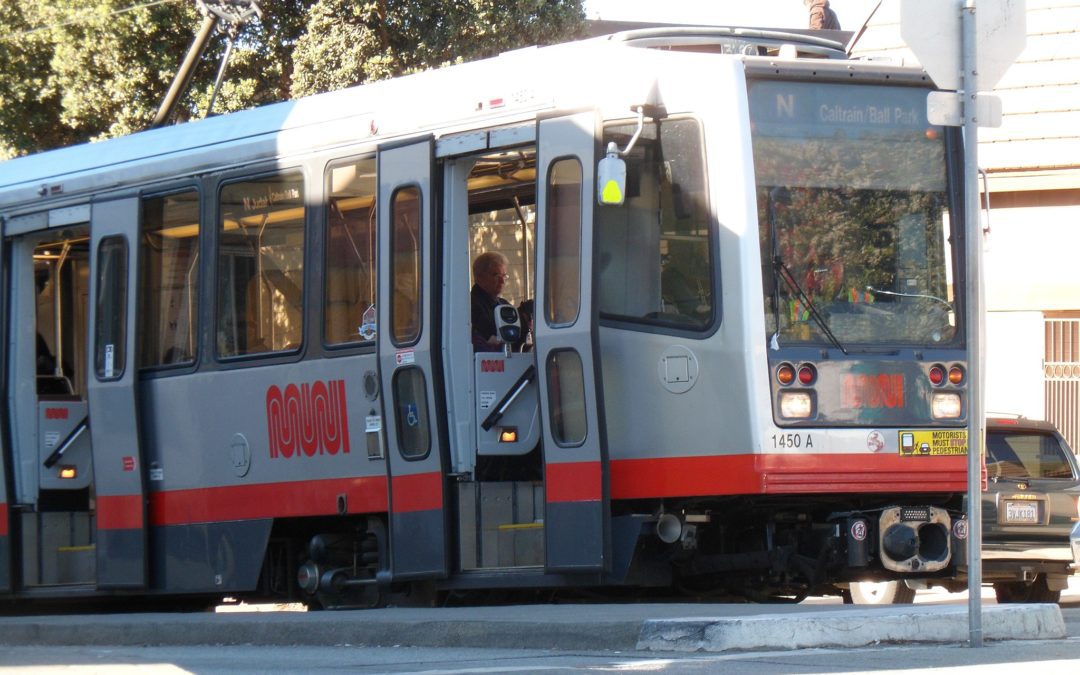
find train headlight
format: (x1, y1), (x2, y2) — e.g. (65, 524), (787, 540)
(779, 391), (813, 419)
(932, 392), (962, 419)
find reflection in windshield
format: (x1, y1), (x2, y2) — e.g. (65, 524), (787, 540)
(750, 81), (959, 348)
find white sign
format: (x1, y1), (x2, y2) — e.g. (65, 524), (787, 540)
(901, 0), (1026, 91)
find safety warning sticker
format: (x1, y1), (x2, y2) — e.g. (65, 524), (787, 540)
(898, 429), (967, 456)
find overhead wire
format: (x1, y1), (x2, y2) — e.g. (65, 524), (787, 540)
(0, 0), (183, 43)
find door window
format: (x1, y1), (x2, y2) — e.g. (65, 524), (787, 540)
(390, 186), (422, 345)
(94, 236), (128, 380)
(393, 366), (431, 459)
(544, 159), (582, 327)
(546, 349), (587, 446)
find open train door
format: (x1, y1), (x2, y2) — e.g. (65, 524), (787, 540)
(377, 137), (450, 580)
(534, 112), (610, 573)
(87, 198), (147, 589)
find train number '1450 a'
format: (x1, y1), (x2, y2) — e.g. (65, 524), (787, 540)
(771, 432), (813, 449)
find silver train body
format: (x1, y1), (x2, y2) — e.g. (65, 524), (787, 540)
(0, 28), (971, 605)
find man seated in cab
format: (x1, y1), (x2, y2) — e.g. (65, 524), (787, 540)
(471, 251), (510, 352)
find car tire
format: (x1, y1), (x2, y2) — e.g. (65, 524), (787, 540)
(848, 581), (916, 605)
(993, 575), (1061, 604)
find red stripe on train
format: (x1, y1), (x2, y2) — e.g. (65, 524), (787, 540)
(150, 476), (388, 526)
(0, 502), (8, 536)
(610, 453), (968, 500)
(391, 472), (443, 513)
(98, 494), (144, 530)
(546, 461), (602, 503)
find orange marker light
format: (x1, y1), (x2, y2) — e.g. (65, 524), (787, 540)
(776, 363), (796, 386)
(59, 466), (77, 479)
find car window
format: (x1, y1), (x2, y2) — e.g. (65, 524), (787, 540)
(986, 431), (1075, 480)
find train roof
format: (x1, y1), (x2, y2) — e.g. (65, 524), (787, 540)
(0, 26), (857, 214)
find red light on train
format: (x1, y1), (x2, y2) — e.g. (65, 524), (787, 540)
(948, 365), (965, 385)
(928, 365), (945, 386)
(797, 365), (816, 386)
(776, 363), (796, 386)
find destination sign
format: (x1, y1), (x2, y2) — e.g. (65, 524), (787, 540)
(749, 81), (938, 138)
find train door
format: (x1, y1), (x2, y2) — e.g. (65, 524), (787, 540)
(534, 112), (610, 572)
(376, 137), (449, 579)
(0, 218), (8, 593)
(4, 209), (95, 590)
(87, 198), (147, 588)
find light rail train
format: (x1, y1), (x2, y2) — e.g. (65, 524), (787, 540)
(0, 26), (971, 607)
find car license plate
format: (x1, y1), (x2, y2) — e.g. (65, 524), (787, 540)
(1004, 500), (1039, 524)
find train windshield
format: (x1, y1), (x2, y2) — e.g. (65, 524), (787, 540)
(749, 81), (959, 349)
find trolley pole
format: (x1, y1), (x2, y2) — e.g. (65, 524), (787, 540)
(961, 0), (984, 649)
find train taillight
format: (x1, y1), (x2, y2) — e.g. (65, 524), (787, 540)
(928, 365), (945, 386)
(797, 364), (816, 385)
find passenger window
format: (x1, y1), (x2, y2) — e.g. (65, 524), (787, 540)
(596, 119), (713, 330)
(217, 172), (305, 357)
(393, 367), (431, 459)
(544, 158), (582, 327)
(390, 186), (422, 345)
(325, 158), (377, 346)
(94, 236), (128, 381)
(139, 191), (199, 367)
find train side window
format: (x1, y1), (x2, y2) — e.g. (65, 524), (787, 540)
(325, 158), (377, 346)
(217, 172), (305, 358)
(544, 158), (582, 327)
(596, 118), (714, 331)
(392, 366), (431, 459)
(139, 190), (199, 367)
(390, 185), (422, 345)
(94, 236), (128, 381)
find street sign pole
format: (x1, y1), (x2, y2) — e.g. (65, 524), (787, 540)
(902, 0), (1024, 649)
(962, 0), (985, 649)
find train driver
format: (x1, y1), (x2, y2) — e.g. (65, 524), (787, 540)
(471, 251), (510, 352)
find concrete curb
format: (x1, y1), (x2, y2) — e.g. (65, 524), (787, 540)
(637, 604), (1067, 652)
(0, 612), (645, 651)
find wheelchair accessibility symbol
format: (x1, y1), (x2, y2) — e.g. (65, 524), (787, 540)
(406, 403), (419, 427)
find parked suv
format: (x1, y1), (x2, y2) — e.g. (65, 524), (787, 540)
(847, 416), (1080, 604)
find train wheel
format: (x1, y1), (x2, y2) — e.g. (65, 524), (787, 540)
(848, 581), (916, 605)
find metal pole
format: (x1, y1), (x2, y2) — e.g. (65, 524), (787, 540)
(150, 13), (217, 129)
(962, 0), (984, 649)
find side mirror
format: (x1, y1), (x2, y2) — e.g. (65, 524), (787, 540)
(597, 142), (626, 206)
(495, 305), (522, 344)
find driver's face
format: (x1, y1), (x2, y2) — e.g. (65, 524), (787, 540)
(478, 263), (507, 297)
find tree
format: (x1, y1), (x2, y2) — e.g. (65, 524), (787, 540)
(289, 0), (587, 98)
(0, 0), (585, 159)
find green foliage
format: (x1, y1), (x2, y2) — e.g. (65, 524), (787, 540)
(0, 0), (585, 158)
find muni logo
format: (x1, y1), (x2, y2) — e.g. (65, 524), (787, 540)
(265, 380), (351, 458)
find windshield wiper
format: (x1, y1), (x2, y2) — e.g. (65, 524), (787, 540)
(866, 286), (953, 312)
(766, 187), (847, 355)
(773, 258), (848, 355)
